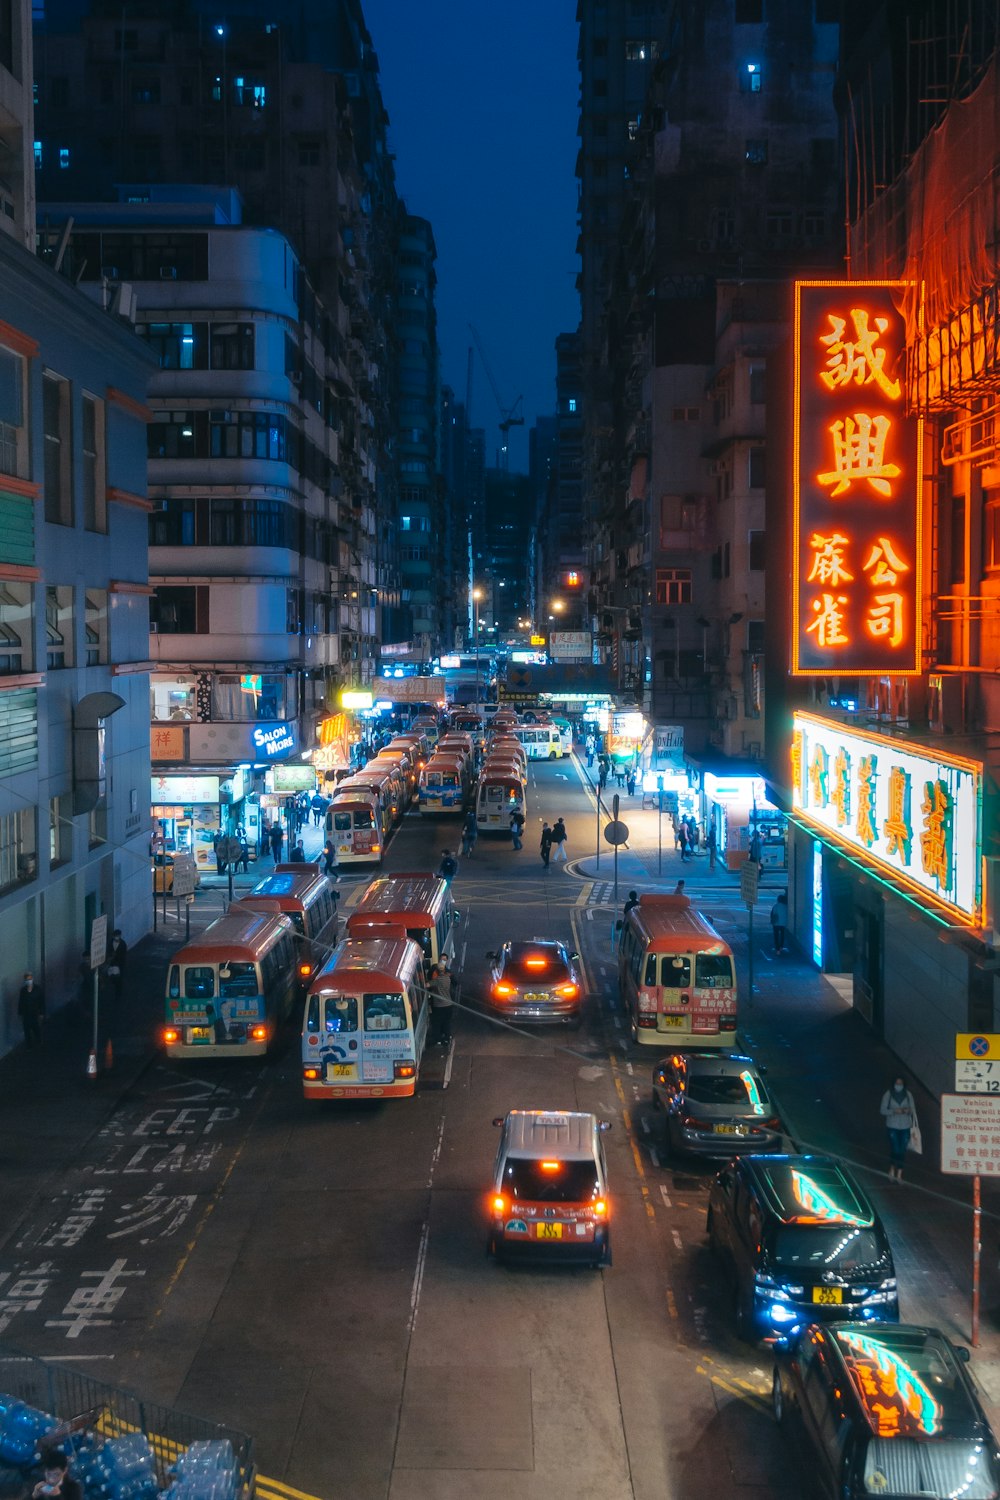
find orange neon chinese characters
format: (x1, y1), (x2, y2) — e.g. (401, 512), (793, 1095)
(819, 309), (902, 400)
(856, 755), (878, 848)
(809, 744), (829, 808)
(920, 779), (953, 888)
(882, 766), (912, 865)
(862, 536), (909, 586)
(818, 413), (900, 498)
(806, 593), (850, 647)
(807, 533), (854, 586)
(831, 748), (851, 827)
(867, 592), (906, 647)
(790, 730), (804, 801)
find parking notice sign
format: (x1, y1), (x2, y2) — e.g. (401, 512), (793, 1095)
(940, 1093), (1000, 1176)
(956, 1034), (1000, 1059)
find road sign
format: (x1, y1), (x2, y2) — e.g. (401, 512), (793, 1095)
(955, 1059), (1000, 1095)
(603, 820), (630, 847)
(941, 1092), (1000, 1176)
(740, 861), (760, 907)
(956, 1033), (1000, 1060)
(89, 913), (108, 970)
(171, 856), (197, 897)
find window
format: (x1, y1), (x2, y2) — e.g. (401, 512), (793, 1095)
(803, 212), (826, 238)
(46, 586), (73, 669)
(0, 344), (27, 478)
(627, 117), (640, 141)
(741, 63), (762, 92)
(210, 322), (255, 370)
(749, 530), (766, 570)
(749, 446), (766, 488)
(745, 139), (768, 165)
(984, 500), (1000, 571)
(150, 680), (196, 721)
(152, 586), (209, 634)
(748, 620), (765, 653)
(232, 76), (267, 108)
(286, 588), (302, 635)
(58, 147), (70, 169)
(85, 589), (108, 665)
(49, 793), (72, 867)
(568, 398), (577, 412)
(735, 0), (763, 18)
(749, 363), (766, 404)
(43, 372), (72, 525)
(815, 0), (838, 19)
(88, 801), (107, 850)
(139, 321), (207, 369)
(297, 137), (321, 167)
(766, 210), (793, 238)
(81, 395), (106, 532)
(364, 991), (406, 1032)
(625, 40), (657, 61)
(656, 568), (692, 605)
(0, 582), (31, 672)
(212, 674), (286, 722)
(133, 78), (160, 104)
(209, 410), (286, 461)
(32, 140), (41, 169)
(0, 807), (37, 894)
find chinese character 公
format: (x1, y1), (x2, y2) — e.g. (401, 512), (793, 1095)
(862, 536), (910, 587)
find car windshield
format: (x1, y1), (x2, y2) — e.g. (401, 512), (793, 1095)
(502, 1157), (600, 1203)
(687, 1070), (770, 1109)
(771, 1225), (882, 1271)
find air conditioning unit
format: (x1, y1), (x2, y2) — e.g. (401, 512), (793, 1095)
(101, 265), (120, 280)
(159, 265), (178, 279)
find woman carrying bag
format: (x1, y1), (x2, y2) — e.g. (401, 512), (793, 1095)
(880, 1075), (920, 1181)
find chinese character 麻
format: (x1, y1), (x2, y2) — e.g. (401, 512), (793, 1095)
(862, 536), (910, 587)
(857, 755), (878, 847)
(866, 592), (906, 648)
(818, 414), (901, 498)
(807, 532), (854, 586)
(920, 779), (953, 889)
(831, 748), (851, 828)
(806, 593), (850, 648)
(819, 309), (901, 400)
(882, 766), (912, 864)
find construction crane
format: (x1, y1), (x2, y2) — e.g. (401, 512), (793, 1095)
(468, 322), (524, 471)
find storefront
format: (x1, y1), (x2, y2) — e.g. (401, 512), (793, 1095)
(787, 711), (985, 1097)
(694, 766), (785, 872)
(151, 773), (222, 870)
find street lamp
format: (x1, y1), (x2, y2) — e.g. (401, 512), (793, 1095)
(472, 586), (484, 710)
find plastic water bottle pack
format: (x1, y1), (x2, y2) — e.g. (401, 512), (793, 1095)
(0, 1397), (60, 1466)
(162, 1439), (239, 1500)
(71, 1430), (158, 1500)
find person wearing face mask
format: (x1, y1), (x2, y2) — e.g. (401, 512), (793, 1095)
(880, 1075), (918, 1181)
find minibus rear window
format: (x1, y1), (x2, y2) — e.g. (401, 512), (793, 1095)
(183, 966), (215, 999)
(219, 962), (258, 998)
(333, 812), (352, 831)
(696, 954), (734, 988)
(364, 992), (406, 1031)
(661, 956), (692, 988)
(323, 995), (358, 1033)
(502, 1157), (600, 1204)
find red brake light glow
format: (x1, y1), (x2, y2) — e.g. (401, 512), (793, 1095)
(250, 1025), (268, 1042)
(493, 982), (516, 997)
(492, 1194), (507, 1216)
(163, 1027), (179, 1045)
(540, 1161), (562, 1172)
(525, 957), (548, 969)
(594, 1199), (608, 1218)
(558, 983), (579, 998)
(303, 1066), (321, 1081)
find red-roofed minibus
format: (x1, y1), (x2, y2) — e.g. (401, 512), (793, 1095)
(237, 862), (339, 989)
(346, 872), (458, 973)
(617, 894), (737, 1047)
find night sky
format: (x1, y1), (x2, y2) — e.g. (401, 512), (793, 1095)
(363, 0), (581, 474)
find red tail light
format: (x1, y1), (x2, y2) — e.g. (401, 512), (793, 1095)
(558, 983), (579, 998)
(593, 1198), (609, 1219)
(491, 1194), (508, 1217)
(721, 1016), (737, 1030)
(250, 1024), (268, 1042)
(493, 982), (516, 998)
(303, 1066), (321, 1081)
(682, 1115), (713, 1131)
(163, 1027), (179, 1046)
(298, 962), (314, 979)
(394, 1060), (416, 1079)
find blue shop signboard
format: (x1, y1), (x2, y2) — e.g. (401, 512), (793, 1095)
(251, 721), (297, 760)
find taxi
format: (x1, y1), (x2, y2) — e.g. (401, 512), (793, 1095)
(488, 1109), (612, 1267)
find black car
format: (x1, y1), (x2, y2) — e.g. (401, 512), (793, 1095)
(651, 1050), (783, 1158)
(707, 1154), (899, 1343)
(773, 1321), (1000, 1499)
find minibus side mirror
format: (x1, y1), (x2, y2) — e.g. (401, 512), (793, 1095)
(599, 1121), (613, 1132)
(492, 1116), (504, 1128)
(570, 951), (580, 961)
(486, 950), (498, 961)
(956, 1345), (971, 1363)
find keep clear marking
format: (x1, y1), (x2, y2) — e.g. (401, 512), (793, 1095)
(660, 1186), (672, 1209)
(671, 1229), (683, 1251)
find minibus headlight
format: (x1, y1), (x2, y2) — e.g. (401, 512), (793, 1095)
(394, 1061), (416, 1079)
(163, 1027), (179, 1046)
(303, 1066), (321, 1081)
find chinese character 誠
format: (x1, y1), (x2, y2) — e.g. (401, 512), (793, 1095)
(819, 309), (902, 401)
(831, 748), (852, 828)
(818, 414), (901, 499)
(857, 755), (878, 848)
(863, 536), (910, 587)
(920, 778), (954, 890)
(806, 593), (850, 648)
(883, 766), (913, 865)
(807, 533), (854, 586)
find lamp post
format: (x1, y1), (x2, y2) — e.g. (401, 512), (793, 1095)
(472, 586), (483, 710)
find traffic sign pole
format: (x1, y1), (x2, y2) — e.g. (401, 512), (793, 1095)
(613, 795), (620, 910)
(973, 1173), (982, 1347)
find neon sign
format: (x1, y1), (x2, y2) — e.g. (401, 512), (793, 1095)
(792, 283), (923, 675)
(251, 721), (296, 759)
(792, 712), (982, 924)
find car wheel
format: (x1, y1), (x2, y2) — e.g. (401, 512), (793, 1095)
(772, 1369), (785, 1424)
(548, 750), (557, 760)
(486, 1234), (497, 1259)
(734, 1281), (755, 1343)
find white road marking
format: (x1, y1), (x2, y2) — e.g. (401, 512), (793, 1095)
(625, 1061), (633, 1076)
(640, 1117), (650, 1135)
(442, 1038), (455, 1090)
(427, 1117), (446, 1186)
(649, 1146), (660, 1168)
(671, 1230), (683, 1251)
(408, 1221), (431, 1334)
(660, 1186), (672, 1209)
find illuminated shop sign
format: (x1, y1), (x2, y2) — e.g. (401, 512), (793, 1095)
(151, 774), (220, 803)
(340, 690), (374, 710)
(791, 712), (981, 923)
(251, 721), (296, 759)
(792, 282), (923, 676)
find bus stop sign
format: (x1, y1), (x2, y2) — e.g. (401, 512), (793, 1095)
(740, 861), (760, 908)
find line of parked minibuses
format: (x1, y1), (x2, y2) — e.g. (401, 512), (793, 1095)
(161, 863), (461, 1101)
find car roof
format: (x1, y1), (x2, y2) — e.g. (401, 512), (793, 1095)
(739, 1155), (874, 1226)
(823, 1324), (983, 1439)
(502, 1110), (598, 1160)
(504, 940), (567, 960)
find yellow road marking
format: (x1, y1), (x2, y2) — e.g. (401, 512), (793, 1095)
(610, 1055), (655, 1220)
(696, 1364), (769, 1412)
(575, 882), (594, 907)
(666, 1287), (678, 1320)
(255, 1478), (325, 1500)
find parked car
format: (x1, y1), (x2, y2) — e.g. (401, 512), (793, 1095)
(707, 1154), (899, 1342)
(152, 853), (202, 895)
(651, 1050), (783, 1159)
(773, 1321), (1000, 1499)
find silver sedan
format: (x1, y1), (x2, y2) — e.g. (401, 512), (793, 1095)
(651, 1050), (784, 1159)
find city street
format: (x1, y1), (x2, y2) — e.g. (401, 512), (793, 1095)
(1, 754), (998, 1499)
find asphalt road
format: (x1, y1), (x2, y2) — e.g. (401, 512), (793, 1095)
(3, 759), (815, 1499)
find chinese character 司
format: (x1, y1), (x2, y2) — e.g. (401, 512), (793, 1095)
(806, 593), (850, 648)
(920, 778), (953, 888)
(831, 747), (851, 828)
(819, 309), (902, 401)
(867, 592), (906, 649)
(807, 532), (854, 586)
(883, 765), (912, 864)
(857, 755), (878, 848)
(818, 413), (901, 499)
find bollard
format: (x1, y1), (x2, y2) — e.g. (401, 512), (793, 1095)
(104, 1037), (114, 1071)
(86, 1049), (97, 1079)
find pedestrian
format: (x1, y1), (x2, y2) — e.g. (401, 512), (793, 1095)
(461, 808), (478, 858)
(626, 766), (637, 797)
(321, 838), (336, 876)
(598, 759), (609, 793)
(429, 963), (455, 1047)
(438, 849), (459, 882)
(236, 835), (250, 873)
(614, 764), (626, 789)
(551, 816), (569, 863)
(749, 828), (763, 864)
(687, 817), (699, 852)
(540, 822), (553, 867)
(269, 821), (284, 862)
(311, 791), (325, 828)
(213, 831), (227, 876)
(770, 890), (789, 953)
(585, 736), (595, 768)
(678, 823), (690, 862)
(106, 929), (128, 1006)
(290, 840), (306, 863)
(707, 824), (717, 873)
(880, 1075), (919, 1181)
(33, 1448), (82, 1500)
(509, 807), (525, 850)
(673, 879), (686, 896)
(17, 971), (44, 1047)
(623, 890), (639, 920)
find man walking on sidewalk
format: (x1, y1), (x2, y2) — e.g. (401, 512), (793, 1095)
(706, 825), (717, 872)
(269, 821), (284, 862)
(551, 817), (569, 863)
(509, 807), (525, 850)
(770, 891), (788, 953)
(540, 823), (553, 867)
(18, 972), (44, 1046)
